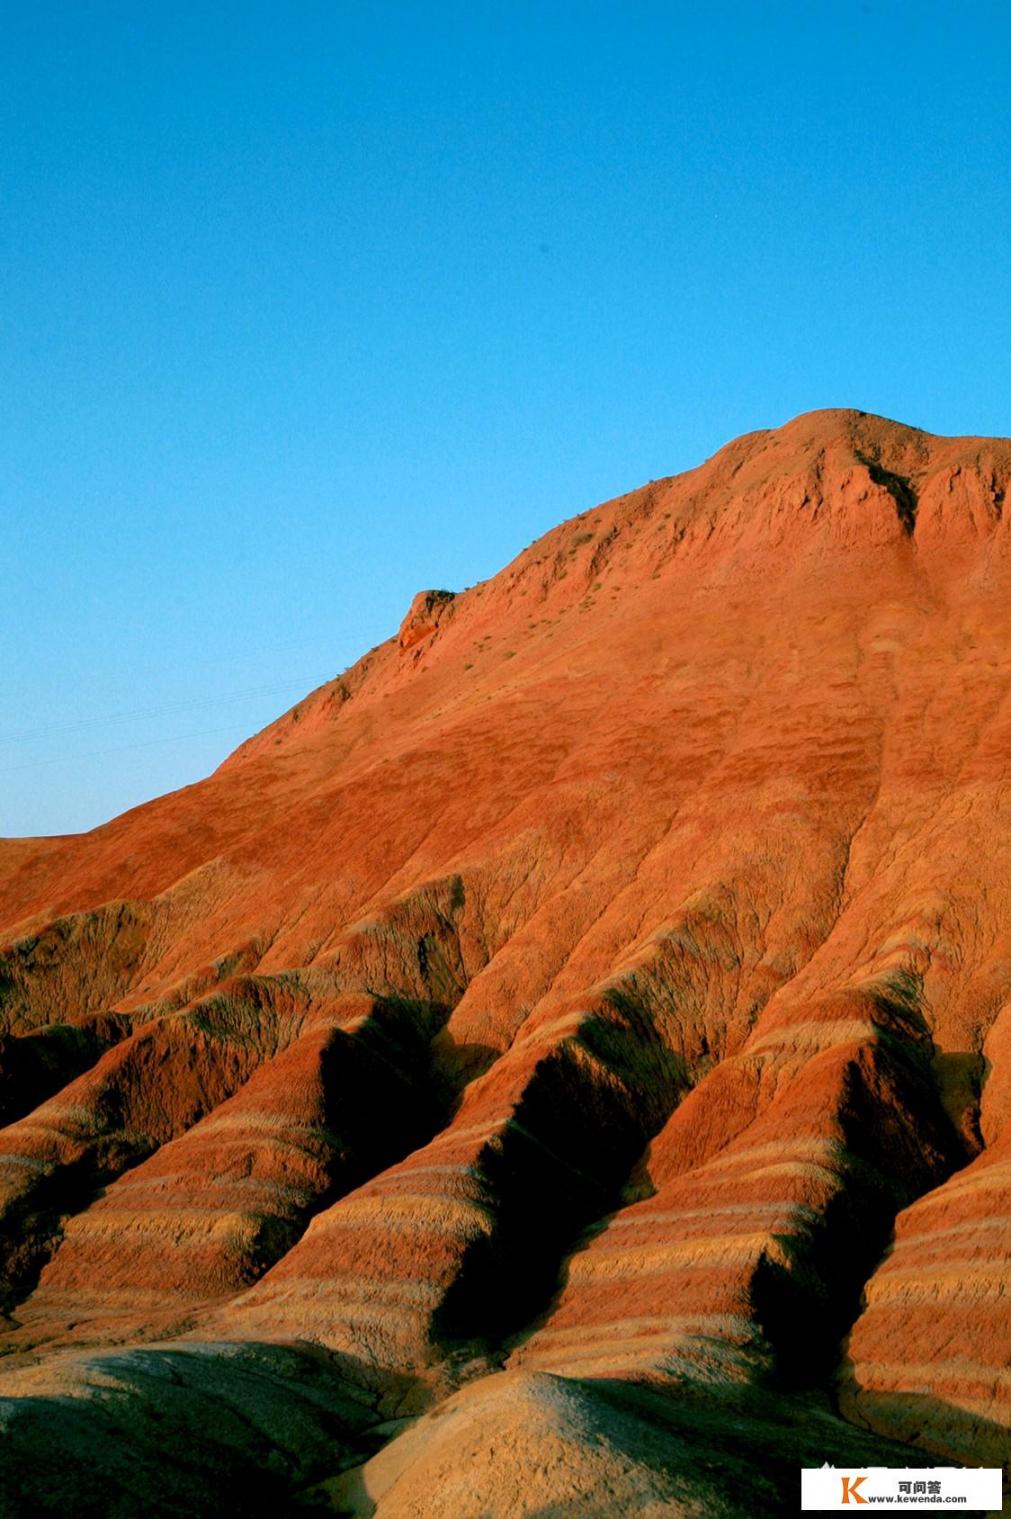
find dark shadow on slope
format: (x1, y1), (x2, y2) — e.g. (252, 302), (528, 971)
(836, 1380), (1011, 1477)
(295, 1376), (994, 1519)
(0, 1015), (132, 1127)
(751, 981), (969, 1394)
(855, 450), (919, 534)
(0, 1339), (425, 1519)
(239, 996), (462, 1286)
(430, 1005), (688, 1359)
(0, 874), (480, 1319)
(932, 1048), (986, 1152)
(428, 1032), (500, 1090)
(0, 995), (461, 1336)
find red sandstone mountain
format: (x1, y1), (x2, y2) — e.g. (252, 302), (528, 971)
(1, 408), (1010, 1516)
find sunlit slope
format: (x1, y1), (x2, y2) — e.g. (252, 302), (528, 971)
(2, 409), (1010, 1515)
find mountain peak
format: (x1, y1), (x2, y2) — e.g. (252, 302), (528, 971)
(2, 411), (1011, 1510)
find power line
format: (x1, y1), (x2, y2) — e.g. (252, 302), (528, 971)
(0, 678), (328, 745)
(0, 724), (253, 775)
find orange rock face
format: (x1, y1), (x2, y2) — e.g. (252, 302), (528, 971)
(1, 408), (1010, 1515)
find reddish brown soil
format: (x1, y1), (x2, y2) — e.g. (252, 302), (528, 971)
(1, 408), (1009, 1516)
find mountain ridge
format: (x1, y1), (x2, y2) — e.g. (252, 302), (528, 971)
(1, 408), (1010, 1515)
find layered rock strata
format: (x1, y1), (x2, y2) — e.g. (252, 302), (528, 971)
(1, 409), (1010, 1515)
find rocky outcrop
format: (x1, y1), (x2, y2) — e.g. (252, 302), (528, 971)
(397, 589), (457, 651)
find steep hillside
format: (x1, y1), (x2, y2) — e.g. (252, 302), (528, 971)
(1, 409), (1010, 1516)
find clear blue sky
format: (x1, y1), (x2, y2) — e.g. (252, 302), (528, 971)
(3, 1), (1009, 837)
